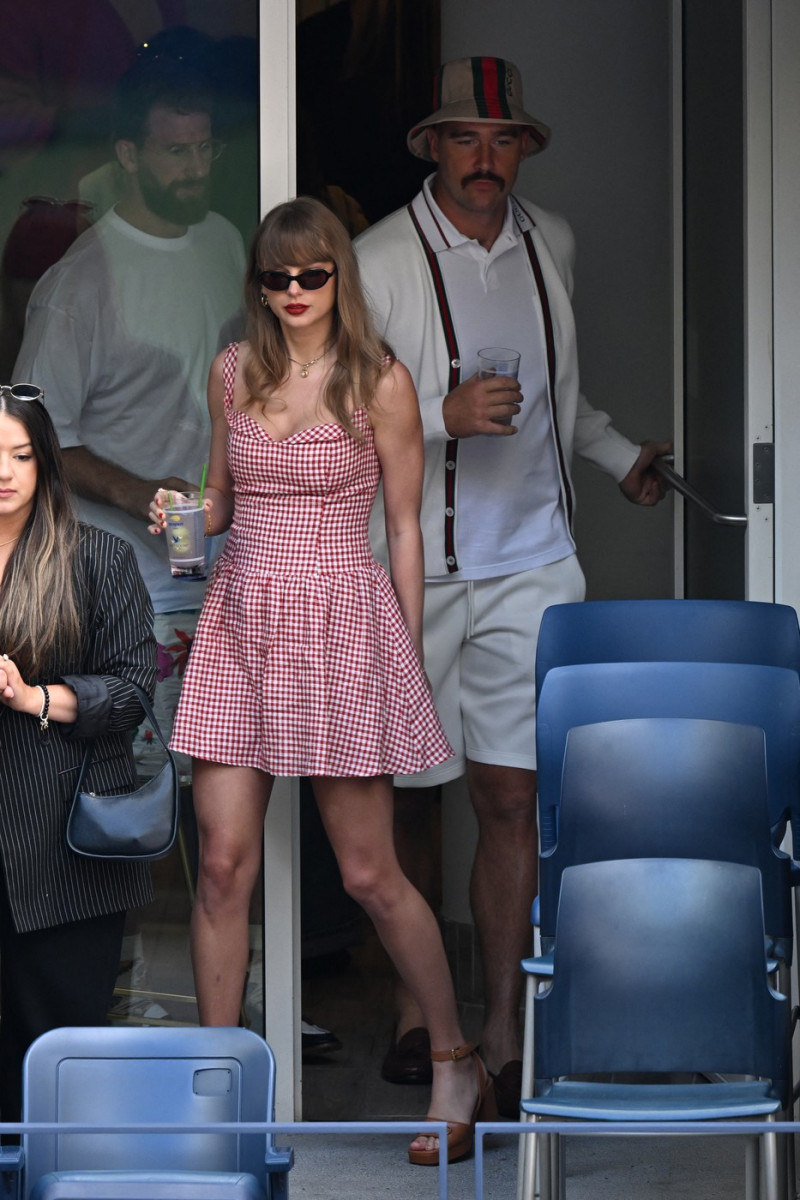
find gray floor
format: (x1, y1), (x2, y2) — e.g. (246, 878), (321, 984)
(288, 1132), (747, 1199)
(127, 849), (779, 1198)
(294, 931), (755, 1199)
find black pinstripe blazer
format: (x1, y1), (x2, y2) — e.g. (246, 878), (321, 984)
(0, 525), (157, 933)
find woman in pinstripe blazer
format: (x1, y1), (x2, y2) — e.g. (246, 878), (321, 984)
(0, 387), (157, 1120)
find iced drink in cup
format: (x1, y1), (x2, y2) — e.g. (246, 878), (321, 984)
(164, 492), (207, 580)
(477, 347), (521, 425)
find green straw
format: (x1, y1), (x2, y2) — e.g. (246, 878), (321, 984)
(198, 463), (208, 503)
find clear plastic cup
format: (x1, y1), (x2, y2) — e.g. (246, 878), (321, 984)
(477, 347), (521, 425)
(164, 491), (206, 580)
(477, 347), (521, 379)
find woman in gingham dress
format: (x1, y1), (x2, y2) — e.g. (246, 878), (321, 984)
(149, 197), (496, 1165)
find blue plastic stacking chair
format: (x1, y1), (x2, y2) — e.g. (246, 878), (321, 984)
(534, 598), (800, 699)
(537, 717), (792, 960)
(520, 858), (791, 1200)
(536, 661), (800, 856)
(519, 662), (800, 1198)
(519, 715), (796, 1199)
(15, 1026), (293, 1200)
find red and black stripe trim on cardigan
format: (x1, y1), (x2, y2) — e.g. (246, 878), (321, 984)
(471, 57), (514, 121)
(511, 200), (574, 528)
(407, 202), (462, 573)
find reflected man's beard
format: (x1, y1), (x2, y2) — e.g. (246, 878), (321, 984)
(139, 170), (211, 226)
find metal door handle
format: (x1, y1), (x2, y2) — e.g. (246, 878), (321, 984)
(653, 457), (748, 528)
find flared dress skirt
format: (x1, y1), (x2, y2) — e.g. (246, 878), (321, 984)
(170, 344), (453, 778)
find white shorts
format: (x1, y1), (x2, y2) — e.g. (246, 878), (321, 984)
(395, 554), (586, 787)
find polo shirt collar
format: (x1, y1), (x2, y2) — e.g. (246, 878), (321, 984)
(411, 175), (521, 257)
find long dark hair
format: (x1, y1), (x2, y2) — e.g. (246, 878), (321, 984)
(0, 393), (80, 678)
(243, 196), (391, 438)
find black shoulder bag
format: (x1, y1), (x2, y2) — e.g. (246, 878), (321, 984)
(67, 682), (179, 861)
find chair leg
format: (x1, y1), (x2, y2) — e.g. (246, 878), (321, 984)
(517, 1114), (537, 1200)
(518, 974), (536, 1200)
(763, 1119), (780, 1200)
(780, 1105), (796, 1200)
(746, 1134), (760, 1200)
(554, 1133), (565, 1200)
(519, 1121), (539, 1200)
(521, 973), (535, 1099)
(538, 1129), (551, 1200)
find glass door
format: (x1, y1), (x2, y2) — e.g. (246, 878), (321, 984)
(0, 0), (262, 1029)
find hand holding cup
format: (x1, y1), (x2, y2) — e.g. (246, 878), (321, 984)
(148, 489), (208, 580)
(477, 348), (521, 427)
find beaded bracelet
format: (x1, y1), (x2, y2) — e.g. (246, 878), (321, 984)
(37, 684), (50, 732)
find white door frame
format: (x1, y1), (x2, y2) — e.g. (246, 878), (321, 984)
(773, 0), (800, 612)
(258, 0), (302, 1123)
(743, 0), (776, 601)
(670, 0), (777, 601)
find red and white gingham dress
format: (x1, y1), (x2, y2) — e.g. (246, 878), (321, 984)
(171, 343), (453, 777)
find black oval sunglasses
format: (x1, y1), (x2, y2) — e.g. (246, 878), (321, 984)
(257, 268), (336, 292)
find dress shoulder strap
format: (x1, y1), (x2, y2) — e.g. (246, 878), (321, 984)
(222, 342), (239, 413)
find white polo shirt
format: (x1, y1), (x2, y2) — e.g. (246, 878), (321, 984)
(422, 179), (573, 580)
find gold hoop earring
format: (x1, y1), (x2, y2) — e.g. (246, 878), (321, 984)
(260, 293), (269, 309)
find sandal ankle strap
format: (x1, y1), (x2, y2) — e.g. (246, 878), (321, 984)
(430, 1042), (477, 1063)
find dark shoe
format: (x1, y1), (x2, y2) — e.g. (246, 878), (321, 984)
(301, 1018), (342, 1059)
(490, 1059), (523, 1118)
(407, 1042), (499, 1165)
(381, 1025), (432, 1085)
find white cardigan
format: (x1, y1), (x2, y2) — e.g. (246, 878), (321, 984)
(355, 187), (640, 578)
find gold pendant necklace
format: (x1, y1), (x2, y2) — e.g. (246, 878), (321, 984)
(0, 535), (20, 549)
(290, 348), (329, 378)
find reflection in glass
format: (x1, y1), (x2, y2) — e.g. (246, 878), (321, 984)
(1, 1), (261, 1035)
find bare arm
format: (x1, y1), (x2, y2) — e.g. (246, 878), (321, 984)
(148, 351), (235, 535)
(64, 445), (198, 523)
(370, 361), (426, 659)
(0, 657), (78, 723)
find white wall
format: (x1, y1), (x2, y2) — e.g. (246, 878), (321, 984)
(441, 0), (675, 600)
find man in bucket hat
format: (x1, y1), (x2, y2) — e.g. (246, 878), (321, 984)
(355, 56), (669, 1117)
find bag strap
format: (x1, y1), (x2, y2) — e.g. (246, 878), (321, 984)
(73, 681), (171, 792)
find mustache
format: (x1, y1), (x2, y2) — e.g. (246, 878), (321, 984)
(461, 171), (505, 187)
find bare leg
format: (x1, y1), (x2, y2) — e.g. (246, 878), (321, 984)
(468, 760), (538, 1073)
(390, 783), (441, 1035)
(191, 759), (272, 1025)
(313, 775), (479, 1151)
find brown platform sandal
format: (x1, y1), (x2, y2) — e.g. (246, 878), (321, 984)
(407, 1042), (498, 1166)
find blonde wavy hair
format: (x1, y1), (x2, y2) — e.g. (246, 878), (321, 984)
(243, 196), (391, 438)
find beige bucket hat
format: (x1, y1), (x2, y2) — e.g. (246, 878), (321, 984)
(407, 56), (550, 161)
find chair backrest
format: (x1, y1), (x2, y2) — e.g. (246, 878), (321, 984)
(22, 1027), (275, 1190)
(535, 599), (800, 699)
(534, 857), (790, 1096)
(535, 661), (800, 853)
(538, 717), (790, 944)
